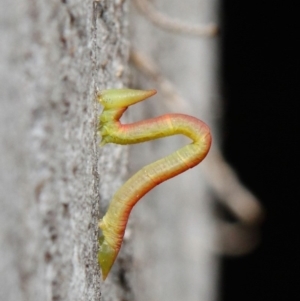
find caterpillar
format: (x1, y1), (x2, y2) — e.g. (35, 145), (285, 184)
(97, 89), (212, 280)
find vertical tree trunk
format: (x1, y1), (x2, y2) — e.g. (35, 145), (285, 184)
(0, 0), (131, 300)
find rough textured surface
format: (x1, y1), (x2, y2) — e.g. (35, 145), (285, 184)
(0, 0), (131, 300)
(129, 0), (219, 300)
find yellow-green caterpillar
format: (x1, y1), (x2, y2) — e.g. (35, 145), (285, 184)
(97, 89), (212, 279)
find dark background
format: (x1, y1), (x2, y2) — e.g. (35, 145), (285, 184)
(220, 1), (298, 301)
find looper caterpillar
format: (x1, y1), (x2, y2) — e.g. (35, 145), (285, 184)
(97, 89), (212, 280)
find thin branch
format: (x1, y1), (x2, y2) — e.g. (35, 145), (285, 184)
(132, 0), (218, 37)
(202, 149), (264, 255)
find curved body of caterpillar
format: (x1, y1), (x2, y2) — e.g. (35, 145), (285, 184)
(97, 89), (212, 280)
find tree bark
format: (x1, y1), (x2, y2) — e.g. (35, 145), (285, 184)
(0, 0), (131, 300)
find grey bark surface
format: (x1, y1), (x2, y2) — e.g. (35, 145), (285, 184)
(0, 0), (131, 300)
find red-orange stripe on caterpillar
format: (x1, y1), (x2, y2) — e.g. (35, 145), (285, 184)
(97, 89), (211, 280)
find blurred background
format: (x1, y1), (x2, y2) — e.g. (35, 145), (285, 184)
(221, 1), (298, 300)
(0, 0), (298, 300)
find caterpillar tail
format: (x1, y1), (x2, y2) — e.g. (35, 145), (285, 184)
(98, 235), (117, 280)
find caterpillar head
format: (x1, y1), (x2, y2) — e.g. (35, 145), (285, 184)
(97, 89), (156, 109)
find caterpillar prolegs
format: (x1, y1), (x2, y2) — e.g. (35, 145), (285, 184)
(97, 89), (212, 280)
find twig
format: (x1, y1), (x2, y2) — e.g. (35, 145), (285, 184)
(132, 0), (218, 37)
